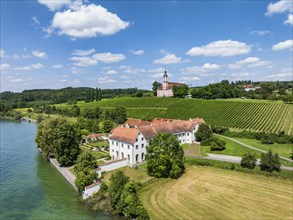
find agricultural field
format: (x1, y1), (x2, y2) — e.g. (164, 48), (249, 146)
(140, 166), (293, 220)
(55, 97), (293, 135)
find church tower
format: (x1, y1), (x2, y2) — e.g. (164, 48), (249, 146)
(162, 69), (168, 90)
(163, 69), (168, 82)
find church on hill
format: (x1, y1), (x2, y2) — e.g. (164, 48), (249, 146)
(157, 70), (186, 97)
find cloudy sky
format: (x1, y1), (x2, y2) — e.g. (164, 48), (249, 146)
(1, 0), (292, 92)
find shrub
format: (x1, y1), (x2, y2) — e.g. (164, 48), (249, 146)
(261, 134), (274, 144)
(240, 152), (257, 170)
(260, 149), (281, 172)
(210, 138), (226, 151)
(195, 123), (213, 142)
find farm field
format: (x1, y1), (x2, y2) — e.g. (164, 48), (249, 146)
(55, 97), (293, 135)
(140, 166), (293, 220)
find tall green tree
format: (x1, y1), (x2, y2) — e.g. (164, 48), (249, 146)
(152, 81), (161, 96)
(74, 151), (97, 173)
(146, 133), (185, 179)
(240, 152), (257, 169)
(195, 123), (213, 142)
(35, 117), (81, 166)
(108, 171), (130, 208)
(172, 85), (189, 98)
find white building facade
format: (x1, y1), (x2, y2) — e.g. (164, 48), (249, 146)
(109, 118), (204, 166)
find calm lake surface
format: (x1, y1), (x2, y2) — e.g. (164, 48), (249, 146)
(0, 120), (116, 220)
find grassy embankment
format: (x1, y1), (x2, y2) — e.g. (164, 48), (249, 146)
(199, 136), (293, 167)
(55, 97), (293, 135)
(139, 165), (293, 220)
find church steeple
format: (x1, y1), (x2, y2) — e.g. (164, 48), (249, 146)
(163, 69), (168, 82)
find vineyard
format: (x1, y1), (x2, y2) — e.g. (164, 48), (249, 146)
(56, 97), (293, 135)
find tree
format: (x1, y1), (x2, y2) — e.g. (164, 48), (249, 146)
(210, 138), (226, 151)
(35, 117), (81, 166)
(152, 81), (161, 96)
(195, 123), (213, 142)
(108, 171), (130, 208)
(240, 152), (257, 169)
(102, 120), (115, 133)
(260, 149), (281, 172)
(135, 91), (143, 97)
(146, 133), (185, 179)
(75, 169), (97, 192)
(74, 151), (97, 173)
(173, 85), (189, 98)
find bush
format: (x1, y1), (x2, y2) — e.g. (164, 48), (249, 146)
(240, 152), (257, 170)
(210, 138), (226, 151)
(200, 137), (216, 146)
(261, 134), (274, 144)
(260, 149), (281, 172)
(195, 123), (213, 142)
(211, 125), (229, 134)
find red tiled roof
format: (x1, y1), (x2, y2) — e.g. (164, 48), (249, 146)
(109, 127), (140, 144)
(139, 118), (205, 139)
(86, 133), (104, 139)
(243, 84), (255, 88)
(125, 118), (152, 127)
(85, 181), (101, 189)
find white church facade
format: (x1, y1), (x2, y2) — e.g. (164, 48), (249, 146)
(157, 70), (187, 97)
(109, 118), (205, 165)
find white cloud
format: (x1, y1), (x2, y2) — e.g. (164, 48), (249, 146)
(69, 56), (97, 67)
(1, 49), (5, 58)
(72, 48), (95, 56)
(181, 76), (200, 81)
(153, 54), (182, 64)
(9, 78), (24, 83)
(123, 67), (145, 74)
(268, 68), (293, 80)
(103, 70), (117, 75)
(130, 50), (144, 55)
(97, 76), (116, 83)
(32, 16), (40, 25)
(181, 63), (221, 74)
(186, 40), (251, 57)
(0, 63), (10, 72)
(149, 71), (174, 78)
(120, 75), (130, 79)
(92, 52), (126, 63)
(228, 57), (272, 69)
(148, 67), (165, 73)
(37, 0), (72, 11)
(250, 30), (271, 36)
(32, 50), (48, 59)
(284, 14), (293, 25)
(272, 40), (293, 51)
(15, 63), (44, 71)
(119, 65), (132, 69)
(49, 4), (130, 38)
(52, 64), (63, 69)
(230, 72), (255, 77)
(265, 0), (293, 16)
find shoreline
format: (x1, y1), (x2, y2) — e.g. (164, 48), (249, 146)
(49, 158), (78, 191)
(21, 117), (37, 123)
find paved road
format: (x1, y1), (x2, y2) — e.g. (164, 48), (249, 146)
(216, 134), (293, 163)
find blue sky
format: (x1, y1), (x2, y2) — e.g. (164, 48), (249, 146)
(1, 0), (292, 92)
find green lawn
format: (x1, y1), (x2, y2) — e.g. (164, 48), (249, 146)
(234, 137), (293, 159)
(80, 145), (108, 160)
(200, 136), (262, 157)
(87, 141), (109, 148)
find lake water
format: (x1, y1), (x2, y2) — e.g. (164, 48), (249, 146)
(0, 120), (116, 220)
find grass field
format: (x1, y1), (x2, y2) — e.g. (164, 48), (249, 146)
(234, 137), (293, 159)
(102, 166), (153, 184)
(55, 97), (293, 135)
(140, 166), (293, 220)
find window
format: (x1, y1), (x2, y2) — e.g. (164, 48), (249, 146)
(187, 133), (189, 136)
(136, 138), (138, 142)
(136, 154), (139, 162)
(112, 141), (114, 144)
(127, 154), (130, 162)
(122, 143), (124, 148)
(128, 145), (130, 150)
(116, 142), (118, 146)
(141, 137), (144, 141)
(136, 145), (138, 150)
(142, 144), (144, 148)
